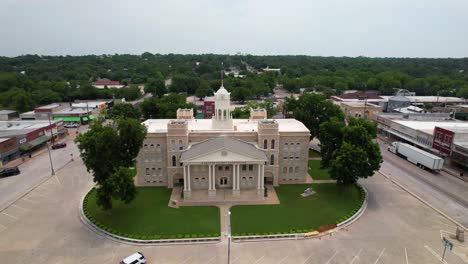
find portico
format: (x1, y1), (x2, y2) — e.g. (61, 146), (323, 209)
(179, 137), (268, 200)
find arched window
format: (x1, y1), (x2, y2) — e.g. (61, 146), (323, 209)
(264, 139), (268, 149)
(144, 144), (148, 148)
(296, 143), (300, 151)
(282, 167), (287, 173)
(295, 166), (299, 173)
(224, 110), (227, 119)
(284, 143), (288, 150)
(145, 168), (149, 175)
(218, 109), (222, 118)
(172, 155), (176, 166)
(271, 139), (275, 149)
(150, 144), (154, 148)
(289, 167), (293, 173)
(156, 144), (161, 151)
(270, 154), (274, 165)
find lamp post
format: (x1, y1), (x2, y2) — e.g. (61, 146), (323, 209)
(46, 113), (55, 176)
(227, 210), (231, 264)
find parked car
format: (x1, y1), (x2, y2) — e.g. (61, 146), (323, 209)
(51, 143), (67, 149)
(64, 123), (80, 128)
(0, 167), (20, 178)
(120, 252), (146, 264)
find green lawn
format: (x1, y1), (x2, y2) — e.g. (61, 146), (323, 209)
(84, 187), (220, 238)
(308, 149), (321, 158)
(308, 160), (331, 180)
(230, 184), (362, 234)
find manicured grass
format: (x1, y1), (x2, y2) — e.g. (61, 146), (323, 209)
(308, 149), (321, 158)
(84, 187), (220, 238)
(230, 184), (362, 234)
(308, 160), (331, 180)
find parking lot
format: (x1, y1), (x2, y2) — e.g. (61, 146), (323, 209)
(0, 141), (467, 263)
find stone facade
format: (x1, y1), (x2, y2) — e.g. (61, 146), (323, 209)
(136, 85), (310, 200)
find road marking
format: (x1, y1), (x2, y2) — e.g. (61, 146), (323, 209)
(404, 248), (409, 264)
(350, 249), (362, 264)
(231, 256), (240, 264)
(302, 253), (314, 264)
(373, 248), (386, 264)
(205, 255), (217, 264)
(1, 212), (18, 220)
(54, 174), (61, 185)
(325, 251), (339, 264)
(180, 256), (192, 264)
(424, 245), (449, 264)
(278, 254), (290, 264)
(253, 255), (265, 264)
(11, 204), (27, 211)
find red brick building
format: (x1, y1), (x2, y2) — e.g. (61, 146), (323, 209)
(203, 96), (215, 119)
(432, 127), (454, 156)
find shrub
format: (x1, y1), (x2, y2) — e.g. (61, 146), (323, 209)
(177, 234), (183, 238)
(184, 234), (191, 238)
(154, 235), (161, 239)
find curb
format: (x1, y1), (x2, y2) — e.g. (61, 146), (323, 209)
(378, 171), (467, 232)
(79, 190), (221, 246)
(232, 185), (368, 242)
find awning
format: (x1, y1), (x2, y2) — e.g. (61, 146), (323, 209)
(54, 116), (81, 122)
(82, 115), (95, 121)
(19, 135), (51, 152)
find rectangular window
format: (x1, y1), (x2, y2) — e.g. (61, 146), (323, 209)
(249, 165), (253, 171)
(145, 168), (149, 175)
(242, 165), (247, 171)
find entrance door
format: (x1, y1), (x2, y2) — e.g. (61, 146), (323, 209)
(220, 177), (228, 187)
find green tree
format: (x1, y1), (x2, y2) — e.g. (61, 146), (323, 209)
(457, 85), (468, 99)
(284, 94), (344, 139)
(145, 72), (167, 97)
(109, 103), (141, 119)
(328, 117), (382, 186)
(318, 117), (345, 168)
(76, 119), (147, 210)
(140, 93), (195, 119)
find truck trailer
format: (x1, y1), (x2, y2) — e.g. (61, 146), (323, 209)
(388, 142), (444, 172)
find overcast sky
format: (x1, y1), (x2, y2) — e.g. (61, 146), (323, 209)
(1, 0), (467, 58)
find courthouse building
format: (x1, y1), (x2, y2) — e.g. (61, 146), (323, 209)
(136, 85), (311, 199)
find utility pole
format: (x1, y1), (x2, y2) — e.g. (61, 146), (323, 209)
(46, 113), (55, 176)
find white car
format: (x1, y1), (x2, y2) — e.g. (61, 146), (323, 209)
(120, 252), (146, 264)
(64, 123), (80, 128)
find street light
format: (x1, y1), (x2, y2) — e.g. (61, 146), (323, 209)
(46, 113), (55, 176)
(227, 210), (231, 264)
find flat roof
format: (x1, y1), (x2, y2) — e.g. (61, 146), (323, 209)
(0, 138), (11, 143)
(35, 103), (60, 110)
(394, 120), (468, 135)
(341, 102), (382, 108)
(0, 110), (17, 114)
(381, 96), (465, 103)
(143, 118), (310, 134)
(71, 102), (106, 108)
(54, 107), (92, 115)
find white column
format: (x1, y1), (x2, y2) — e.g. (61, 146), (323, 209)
(232, 164), (236, 190)
(257, 164), (261, 189)
(183, 165), (187, 191)
(261, 164), (265, 189)
(213, 165), (216, 188)
(187, 165), (191, 191)
(208, 164), (212, 190)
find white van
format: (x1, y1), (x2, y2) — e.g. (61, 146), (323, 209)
(120, 252), (146, 264)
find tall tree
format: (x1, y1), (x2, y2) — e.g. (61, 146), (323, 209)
(284, 94), (344, 139)
(109, 103), (141, 120)
(145, 72), (167, 97)
(318, 117), (345, 168)
(328, 117), (382, 186)
(76, 119), (147, 210)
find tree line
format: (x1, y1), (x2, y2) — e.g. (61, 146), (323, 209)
(1, 53), (467, 113)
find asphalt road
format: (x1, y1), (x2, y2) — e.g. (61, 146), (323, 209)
(378, 140), (468, 227)
(0, 138), (79, 211)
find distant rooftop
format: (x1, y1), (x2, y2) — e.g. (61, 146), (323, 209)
(393, 120), (468, 135)
(0, 110), (17, 114)
(35, 103), (60, 110)
(94, 80), (121, 85)
(54, 107), (93, 115)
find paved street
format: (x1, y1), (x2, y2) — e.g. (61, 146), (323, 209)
(378, 140), (468, 227)
(0, 139), (466, 263)
(0, 133), (81, 211)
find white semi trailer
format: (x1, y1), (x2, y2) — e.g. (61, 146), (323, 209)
(388, 142), (444, 172)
